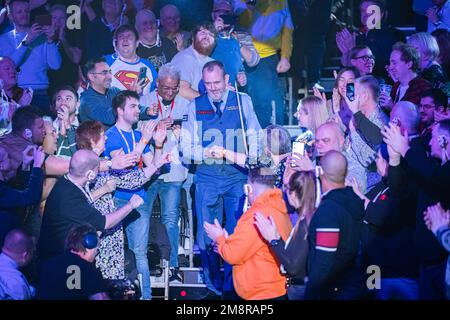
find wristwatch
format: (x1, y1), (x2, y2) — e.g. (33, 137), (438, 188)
(106, 160), (113, 169)
(269, 238), (281, 247)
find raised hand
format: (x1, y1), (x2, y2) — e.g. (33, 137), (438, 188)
(253, 212), (280, 242)
(153, 121), (167, 147)
(33, 146), (46, 168)
(381, 124), (410, 157)
(141, 120), (159, 142)
(424, 203), (450, 234)
(204, 219), (225, 242)
(111, 149), (138, 169)
(103, 178), (116, 193)
(128, 194), (144, 209)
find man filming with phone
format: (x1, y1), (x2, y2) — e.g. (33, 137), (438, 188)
(139, 63), (189, 283)
(0, 0), (61, 115)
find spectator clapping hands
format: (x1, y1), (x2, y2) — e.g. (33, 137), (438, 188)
(424, 203), (450, 235)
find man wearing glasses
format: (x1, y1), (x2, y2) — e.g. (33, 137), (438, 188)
(79, 57), (121, 128)
(419, 89), (449, 146)
(348, 45), (376, 76)
(139, 63), (189, 284)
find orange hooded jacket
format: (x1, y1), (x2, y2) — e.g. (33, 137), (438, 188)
(216, 188), (292, 300)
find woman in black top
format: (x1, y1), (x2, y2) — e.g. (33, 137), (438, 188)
(254, 170), (317, 300)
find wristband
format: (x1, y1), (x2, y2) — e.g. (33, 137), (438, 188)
(141, 138), (149, 145)
(155, 144), (163, 149)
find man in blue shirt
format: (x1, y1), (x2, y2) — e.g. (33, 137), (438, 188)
(180, 60), (261, 298)
(104, 90), (165, 300)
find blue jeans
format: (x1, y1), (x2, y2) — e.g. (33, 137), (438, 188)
(114, 197), (152, 299)
(146, 179), (182, 268)
(195, 176), (246, 295)
(246, 54), (285, 127)
(374, 278), (419, 300)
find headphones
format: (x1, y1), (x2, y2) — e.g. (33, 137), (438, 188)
(438, 135), (448, 149)
(87, 169), (96, 181)
(82, 232), (98, 250)
(24, 128), (33, 141)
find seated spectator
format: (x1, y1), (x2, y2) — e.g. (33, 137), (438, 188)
(79, 57), (120, 127)
(407, 32), (449, 91)
(0, 0), (61, 115)
(347, 45), (375, 77)
(37, 149), (144, 261)
(171, 23), (216, 100)
(36, 224), (110, 300)
(0, 106), (45, 177)
(159, 4), (191, 51)
(419, 89), (448, 145)
(431, 28), (450, 76)
(0, 145), (44, 247)
(204, 167), (292, 300)
(294, 96), (330, 135)
(380, 42), (432, 111)
(105, 24), (157, 97)
(52, 85), (80, 158)
(305, 150), (365, 300)
(427, 0), (450, 33)
(47, 4), (83, 97)
(351, 144), (420, 300)
(0, 56), (33, 135)
(254, 170), (316, 300)
(85, 0), (129, 60)
(135, 9), (177, 71)
(336, 0), (405, 79)
(0, 229), (36, 300)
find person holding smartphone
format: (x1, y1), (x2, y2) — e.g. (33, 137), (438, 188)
(0, 0), (61, 115)
(138, 63), (189, 284)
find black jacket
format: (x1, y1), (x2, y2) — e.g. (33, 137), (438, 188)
(305, 187), (365, 300)
(362, 179), (419, 279)
(389, 137), (450, 266)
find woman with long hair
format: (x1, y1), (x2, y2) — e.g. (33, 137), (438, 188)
(254, 170), (317, 300)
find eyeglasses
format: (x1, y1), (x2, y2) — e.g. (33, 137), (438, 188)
(419, 103), (436, 110)
(159, 85), (179, 92)
(354, 55), (375, 63)
(90, 70), (112, 76)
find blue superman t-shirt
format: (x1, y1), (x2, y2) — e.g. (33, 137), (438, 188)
(104, 126), (151, 200)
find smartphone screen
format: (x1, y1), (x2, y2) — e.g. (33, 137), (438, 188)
(138, 67), (147, 82)
(34, 15), (52, 26)
(346, 83), (355, 101)
(292, 141), (305, 156)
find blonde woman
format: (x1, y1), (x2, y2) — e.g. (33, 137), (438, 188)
(407, 32), (448, 90)
(294, 96), (330, 134)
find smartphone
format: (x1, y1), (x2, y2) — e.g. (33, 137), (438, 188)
(292, 141), (305, 156)
(346, 83), (355, 102)
(172, 119), (183, 127)
(221, 14), (239, 27)
(138, 67), (147, 83)
(34, 14), (52, 26)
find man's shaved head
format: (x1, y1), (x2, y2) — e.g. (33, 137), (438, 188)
(69, 150), (99, 178)
(320, 150), (348, 184)
(391, 101), (420, 134)
(2, 229), (34, 255)
(315, 122), (345, 156)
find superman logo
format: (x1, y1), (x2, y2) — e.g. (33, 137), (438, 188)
(114, 70), (150, 90)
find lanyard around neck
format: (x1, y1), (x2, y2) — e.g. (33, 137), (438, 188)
(65, 174), (94, 203)
(115, 125), (136, 154)
(157, 95), (175, 118)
